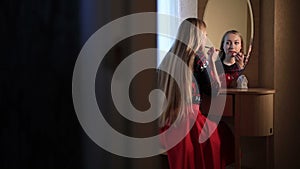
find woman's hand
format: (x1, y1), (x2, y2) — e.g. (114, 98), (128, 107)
(207, 47), (219, 63)
(233, 52), (245, 69)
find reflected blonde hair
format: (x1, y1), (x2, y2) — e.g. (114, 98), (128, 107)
(158, 18), (206, 127)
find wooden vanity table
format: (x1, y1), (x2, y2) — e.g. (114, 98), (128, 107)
(219, 88), (275, 169)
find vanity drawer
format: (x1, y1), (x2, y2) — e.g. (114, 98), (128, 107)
(235, 94), (274, 136)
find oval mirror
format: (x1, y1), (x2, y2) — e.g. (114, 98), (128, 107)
(203, 0), (254, 67)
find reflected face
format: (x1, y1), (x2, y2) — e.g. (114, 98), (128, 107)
(223, 33), (242, 57)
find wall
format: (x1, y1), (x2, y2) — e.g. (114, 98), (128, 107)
(86, 1), (159, 169)
(247, 0), (300, 168)
(274, 0), (300, 168)
(203, 0), (248, 50)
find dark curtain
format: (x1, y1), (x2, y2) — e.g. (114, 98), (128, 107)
(0, 0), (160, 169)
(0, 0), (83, 168)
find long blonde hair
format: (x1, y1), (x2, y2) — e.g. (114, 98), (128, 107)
(158, 18), (207, 127)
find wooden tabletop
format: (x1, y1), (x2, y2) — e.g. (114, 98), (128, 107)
(219, 88), (276, 95)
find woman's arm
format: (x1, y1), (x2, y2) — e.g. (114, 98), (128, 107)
(193, 48), (220, 96)
(207, 47), (221, 88)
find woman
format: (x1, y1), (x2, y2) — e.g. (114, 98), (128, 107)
(158, 18), (234, 169)
(218, 30), (246, 88)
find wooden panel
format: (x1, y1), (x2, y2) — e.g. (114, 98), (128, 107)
(235, 94), (274, 136)
(201, 94), (233, 117)
(222, 95), (233, 117)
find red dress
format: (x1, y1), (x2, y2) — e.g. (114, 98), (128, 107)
(160, 54), (234, 169)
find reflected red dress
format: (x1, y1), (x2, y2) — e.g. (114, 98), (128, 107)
(160, 54), (234, 169)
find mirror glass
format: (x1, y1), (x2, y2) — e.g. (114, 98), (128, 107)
(203, 0), (254, 63)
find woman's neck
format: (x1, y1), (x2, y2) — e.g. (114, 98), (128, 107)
(223, 56), (235, 66)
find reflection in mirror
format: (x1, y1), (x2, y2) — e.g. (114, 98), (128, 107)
(202, 0), (254, 88)
(203, 0), (254, 67)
